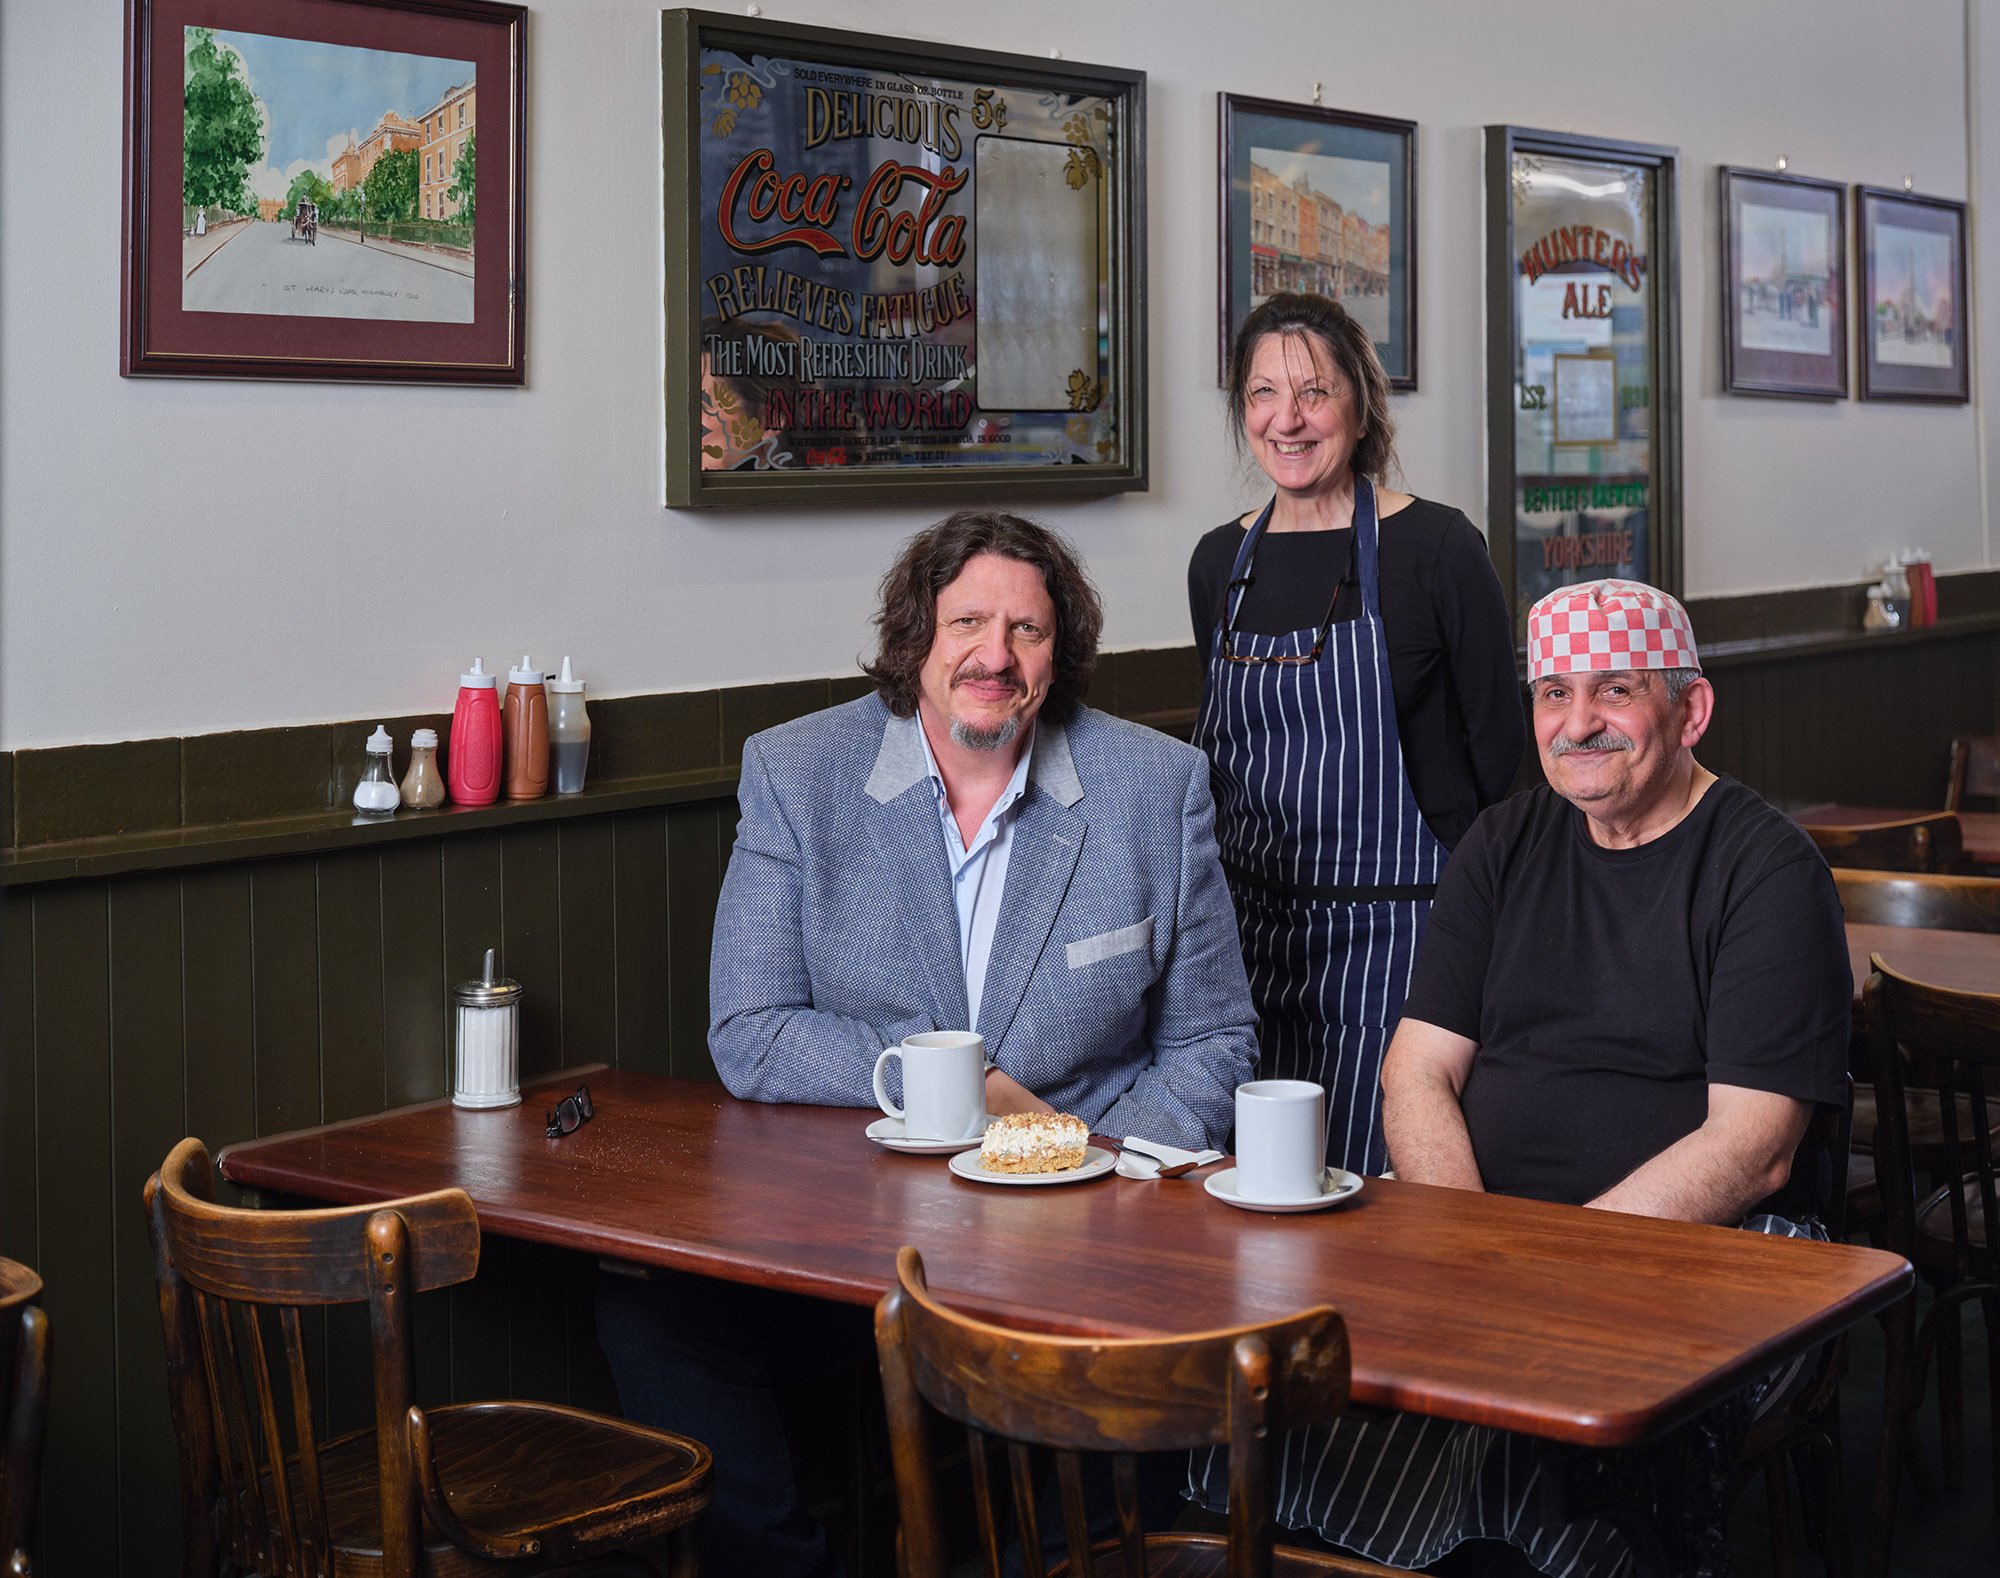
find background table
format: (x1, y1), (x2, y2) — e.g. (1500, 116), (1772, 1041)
(220, 1069), (1909, 1451)
(1847, 921), (2000, 995)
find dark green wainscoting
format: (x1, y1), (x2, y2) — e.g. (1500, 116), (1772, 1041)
(1, 603), (1996, 1575)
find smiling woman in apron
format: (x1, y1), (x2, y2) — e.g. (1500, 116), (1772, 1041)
(1189, 293), (1522, 1176)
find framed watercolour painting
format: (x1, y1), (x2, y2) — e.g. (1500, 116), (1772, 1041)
(121, 0), (526, 383)
(1721, 166), (1846, 399)
(1219, 93), (1416, 388)
(1856, 185), (1969, 402)
(663, 10), (1147, 508)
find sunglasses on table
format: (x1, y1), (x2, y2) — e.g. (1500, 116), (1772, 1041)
(546, 1084), (594, 1139)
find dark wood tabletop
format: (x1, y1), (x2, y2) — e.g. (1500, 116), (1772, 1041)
(1796, 803), (2000, 866)
(220, 1068), (1910, 1451)
(1847, 921), (2000, 996)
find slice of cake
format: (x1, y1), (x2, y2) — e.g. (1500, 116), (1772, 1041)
(978, 1112), (1089, 1174)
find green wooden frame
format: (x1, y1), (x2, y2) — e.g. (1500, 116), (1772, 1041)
(662, 9), (1147, 508)
(1484, 125), (1683, 646)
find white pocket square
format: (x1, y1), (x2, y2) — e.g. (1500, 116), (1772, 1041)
(1066, 916), (1153, 969)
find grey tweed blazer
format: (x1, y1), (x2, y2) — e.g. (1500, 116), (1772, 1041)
(708, 694), (1257, 1148)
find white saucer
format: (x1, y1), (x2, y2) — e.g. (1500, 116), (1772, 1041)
(865, 1114), (994, 1155)
(1203, 1166), (1363, 1213)
(947, 1146), (1118, 1186)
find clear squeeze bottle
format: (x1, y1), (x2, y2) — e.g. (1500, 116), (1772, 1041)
(352, 726), (399, 817)
(548, 655), (591, 795)
(503, 655), (550, 800)
(448, 658), (503, 807)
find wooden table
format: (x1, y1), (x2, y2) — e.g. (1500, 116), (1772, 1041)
(220, 1068), (1909, 1452)
(1847, 921), (2000, 996)
(1795, 803), (2000, 867)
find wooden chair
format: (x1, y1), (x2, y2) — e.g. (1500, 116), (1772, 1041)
(874, 1245), (1399, 1578)
(1805, 814), (1964, 874)
(146, 1137), (712, 1578)
(1, 1258), (50, 1578)
(1945, 734), (2000, 814)
(1862, 960), (2000, 1574)
(1839, 873), (2000, 1241)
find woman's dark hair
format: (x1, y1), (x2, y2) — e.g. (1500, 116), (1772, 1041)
(864, 511), (1103, 725)
(1225, 293), (1399, 484)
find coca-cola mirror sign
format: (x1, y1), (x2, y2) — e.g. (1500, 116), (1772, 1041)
(663, 11), (1147, 507)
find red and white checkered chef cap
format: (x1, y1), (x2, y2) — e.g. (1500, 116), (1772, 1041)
(1526, 579), (1700, 682)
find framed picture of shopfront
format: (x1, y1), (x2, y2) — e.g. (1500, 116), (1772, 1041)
(1721, 166), (1847, 399)
(120, 0), (526, 383)
(1484, 126), (1683, 645)
(1856, 185), (1969, 403)
(1218, 93), (1416, 389)
(662, 10), (1147, 507)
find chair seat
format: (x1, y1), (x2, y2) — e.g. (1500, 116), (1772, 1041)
(260, 1401), (708, 1576)
(1915, 1179), (1992, 1266)
(1053, 1532), (1400, 1577)
(1852, 1084), (2000, 1157)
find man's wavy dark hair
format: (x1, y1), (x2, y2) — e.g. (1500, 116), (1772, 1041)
(864, 511), (1103, 725)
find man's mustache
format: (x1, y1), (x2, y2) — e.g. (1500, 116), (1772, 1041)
(1548, 729), (1633, 757)
(953, 663), (1023, 694)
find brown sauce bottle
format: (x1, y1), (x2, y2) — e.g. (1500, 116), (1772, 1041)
(503, 655), (550, 799)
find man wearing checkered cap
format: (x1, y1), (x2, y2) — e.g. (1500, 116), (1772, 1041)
(1226, 580), (1851, 1577)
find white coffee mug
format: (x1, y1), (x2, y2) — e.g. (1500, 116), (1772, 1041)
(873, 1030), (987, 1143)
(1234, 1079), (1327, 1203)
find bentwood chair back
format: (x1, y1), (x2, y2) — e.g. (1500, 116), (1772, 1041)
(1863, 961), (2000, 1533)
(1946, 735), (2000, 814)
(146, 1137), (712, 1578)
(1805, 814), (1965, 874)
(0, 1257), (50, 1578)
(875, 1245), (1399, 1578)
(1832, 869), (2000, 934)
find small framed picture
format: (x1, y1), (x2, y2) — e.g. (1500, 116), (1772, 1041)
(1721, 167), (1846, 399)
(1218, 93), (1416, 388)
(1856, 185), (1970, 402)
(121, 0), (526, 383)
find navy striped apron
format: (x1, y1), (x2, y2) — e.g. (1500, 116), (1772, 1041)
(1190, 478), (1447, 1175)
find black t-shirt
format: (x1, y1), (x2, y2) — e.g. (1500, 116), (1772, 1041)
(1188, 498), (1525, 849)
(1401, 776), (1851, 1218)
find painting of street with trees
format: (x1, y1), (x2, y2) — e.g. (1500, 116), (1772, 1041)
(180, 25), (477, 323)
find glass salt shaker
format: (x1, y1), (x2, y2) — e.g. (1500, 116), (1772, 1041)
(453, 948), (522, 1109)
(352, 725), (399, 817)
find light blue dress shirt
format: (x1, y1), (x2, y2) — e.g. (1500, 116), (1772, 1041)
(915, 721), (1034, 1031)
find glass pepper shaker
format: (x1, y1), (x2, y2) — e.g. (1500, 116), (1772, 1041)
(401, 727), (446, 809)
(453, 948), (522, 1109)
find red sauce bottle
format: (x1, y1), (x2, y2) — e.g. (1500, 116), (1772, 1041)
(448, 658), (503, 806)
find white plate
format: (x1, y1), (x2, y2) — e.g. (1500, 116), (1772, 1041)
(948, 1145), (1118, 1186)
(1203, 1166), (1364, 1213)
(865, 1114), (996, 1155)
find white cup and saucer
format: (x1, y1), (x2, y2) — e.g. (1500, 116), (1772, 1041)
(867, 1030), (993, 1154)
(1206, 1078), (1365, 1213)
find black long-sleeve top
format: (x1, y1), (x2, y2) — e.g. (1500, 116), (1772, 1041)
(1187, 497), (1526, 850)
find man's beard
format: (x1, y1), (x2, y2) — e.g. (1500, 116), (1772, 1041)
(950, 714), (1022, 753)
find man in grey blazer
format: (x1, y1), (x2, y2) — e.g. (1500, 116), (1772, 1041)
(599, 510), (1256, 1578)
(708, 514), (1257, 1145)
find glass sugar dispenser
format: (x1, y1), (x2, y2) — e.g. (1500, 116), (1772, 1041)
(453, 948), (522, 1109)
